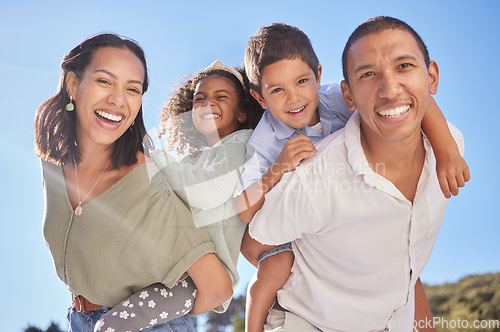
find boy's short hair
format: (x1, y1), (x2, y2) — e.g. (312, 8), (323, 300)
(342, 16), (430, 86)
(245, 23), (320, 95)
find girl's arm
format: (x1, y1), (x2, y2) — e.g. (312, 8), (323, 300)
(421, 97), (470, 198)
(186, 253), (233, 315)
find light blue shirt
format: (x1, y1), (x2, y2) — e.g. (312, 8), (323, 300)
(236, 83), (353, 192)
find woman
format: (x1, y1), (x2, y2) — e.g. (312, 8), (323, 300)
(34, 33), (232, 331)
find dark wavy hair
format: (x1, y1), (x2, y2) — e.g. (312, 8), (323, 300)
(244, 23), (320, 96)
(342, 16), (430, 86)
(34, 33), (150, 169)
(159, 67), (263, 157)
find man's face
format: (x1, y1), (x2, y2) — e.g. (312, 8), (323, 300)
(341, 29), (439, 144)
(251, 58), (322, 129)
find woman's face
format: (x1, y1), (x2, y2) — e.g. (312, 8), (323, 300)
(67, 46), (145, 150)
(192, 75), (246, 146)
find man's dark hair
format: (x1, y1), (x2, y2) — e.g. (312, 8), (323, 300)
(342, 16), (430, 86)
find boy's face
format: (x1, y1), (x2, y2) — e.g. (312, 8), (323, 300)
(251, 58), (322, 129)
(341, 29), (438, 144)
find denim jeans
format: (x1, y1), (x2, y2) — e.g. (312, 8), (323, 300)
(67, 306), (195, 332)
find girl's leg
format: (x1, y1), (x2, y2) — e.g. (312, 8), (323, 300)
(241, 230), (293, 332)
(94, 277), (196, 332)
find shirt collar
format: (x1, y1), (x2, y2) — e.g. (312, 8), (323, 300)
(267, 99), (331, 140)
(344, 111), (434, 199)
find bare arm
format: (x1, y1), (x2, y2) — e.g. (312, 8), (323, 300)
(421, 97), (470, 198)
(187, 253), (233, 315)
(234, 135), (316, 223)
(414, 278), (437, 332)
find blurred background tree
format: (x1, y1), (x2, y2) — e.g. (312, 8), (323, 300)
(425, 272), (500, 331)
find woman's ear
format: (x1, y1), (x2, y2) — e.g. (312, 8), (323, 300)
(340, 80), (357, 111)
(65, 71), (78, 98)
(250, 89), (268, 110)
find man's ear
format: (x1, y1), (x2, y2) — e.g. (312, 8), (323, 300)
(316, 64), (323, 89)
(65, 71), (78, 98)
(340, 80), (356, 111)
(250, 89), (268, 110)
(428, 61), (439, 95)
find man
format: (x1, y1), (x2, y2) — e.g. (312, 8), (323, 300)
(248, 16), (466, 331)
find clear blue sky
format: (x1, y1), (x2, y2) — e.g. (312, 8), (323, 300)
(1, 1), (498, 331)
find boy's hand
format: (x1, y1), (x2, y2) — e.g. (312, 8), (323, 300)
(270, 135), (316, 177)
(436, 152), (470, 198)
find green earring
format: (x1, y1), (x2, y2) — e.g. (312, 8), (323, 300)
(66, 95), (75, 111)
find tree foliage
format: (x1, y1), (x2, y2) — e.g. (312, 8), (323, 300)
(196, 293), (246, 332)
(24, 322), (63, 332)
(425, 272), (500, 332)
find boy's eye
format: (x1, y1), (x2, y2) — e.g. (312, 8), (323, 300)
(298, 78), (308, 85)
(271, 87), (283, 94)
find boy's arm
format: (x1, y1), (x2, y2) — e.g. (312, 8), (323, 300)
(421, 97), (470, 198)
(414, 278), (437, 332)
(234, 134), (316, 223)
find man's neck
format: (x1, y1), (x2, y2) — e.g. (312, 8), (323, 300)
(360, 125), (426, 203)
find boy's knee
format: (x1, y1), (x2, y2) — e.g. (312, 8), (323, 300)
(257, 251), (294, 285)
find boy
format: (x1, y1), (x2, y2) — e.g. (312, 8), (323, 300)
(234, 23), (469, 331)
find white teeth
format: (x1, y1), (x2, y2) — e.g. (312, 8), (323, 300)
(203, 113), (220, 119)
(377, 105), (410, 118)
(96, 110), (123, 122)
(289, 106), (305, 114)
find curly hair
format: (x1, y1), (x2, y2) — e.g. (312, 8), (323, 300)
(159, 67), (263, 157)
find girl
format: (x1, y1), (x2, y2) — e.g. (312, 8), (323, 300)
(35, 34), (232, 332)
(95, 60), (263, 331)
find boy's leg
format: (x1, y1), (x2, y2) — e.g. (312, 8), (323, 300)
(241, 230), (294, 332)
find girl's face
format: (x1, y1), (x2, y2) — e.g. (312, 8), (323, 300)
(192, 75), (246, 146)
(66, 46), (145, 150)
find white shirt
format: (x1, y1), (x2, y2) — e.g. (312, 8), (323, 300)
(249, 112), (465, 332)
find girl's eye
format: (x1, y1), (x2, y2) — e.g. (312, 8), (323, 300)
(128, 87), (141, 94)
(217, 95), (228, 99)
(193, 97), (204, 103)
